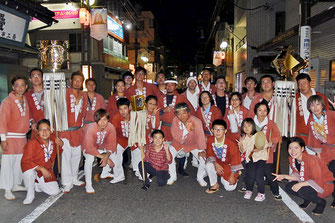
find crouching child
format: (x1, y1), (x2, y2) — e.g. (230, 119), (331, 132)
(139, 130), (172, 189)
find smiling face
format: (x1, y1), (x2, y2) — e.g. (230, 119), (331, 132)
(135, 70), (145, 82)
(152, 132), (164, 147)
(29, 70), (43, 87)
(202, 70), (211, 82)
(212, 124), (226, 139)
(124, 75), (133, 86)
(200, 92), (211, 106)
(146, 98), (157, 113)
(215, 78), (226, 91)
(156, 73), (166, 85)
(288, 141), (304, 161)
(97, 116), (109, 130)
(243, 122), (253, 135)
(38, 123), (51, 142)
(71, 75), (84, 90)
(188, 80), (197, 91)
(230, 95), (241, 108)
(309, 101), (323, 117)
(166, 83), (177, 94)
(115, 81), (125, 94)
(256, 104), (268, 119)
(246, 80), (256, 91)
(86, 80), (96, 92)
(12, 79), (28, 96)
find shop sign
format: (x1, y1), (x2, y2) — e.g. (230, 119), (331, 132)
(107, 12), (124, 42)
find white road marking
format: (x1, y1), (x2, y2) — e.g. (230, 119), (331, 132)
(279, 187), (314, 223)
(19, 171), (85, 223)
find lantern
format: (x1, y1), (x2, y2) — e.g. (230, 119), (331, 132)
(79, 8), (88, 24)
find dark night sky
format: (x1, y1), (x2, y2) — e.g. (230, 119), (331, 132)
(136, 0), (217, 67)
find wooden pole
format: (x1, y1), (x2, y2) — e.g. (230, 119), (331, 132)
(276, 141), (282, 174)
(140, 145), (146, 184)
(56, 131), (61, 177)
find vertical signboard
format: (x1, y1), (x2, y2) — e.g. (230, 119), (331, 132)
(300, 26), (311, 74)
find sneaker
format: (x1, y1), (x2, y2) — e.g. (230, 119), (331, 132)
(273, 194), (282, 200)
(23, 196), (34, 205)
(312, 199), (326, 215)
(109, 177), (125, 184)
(4, 190), (15, 200)
(100, 172), (113, 179)
(62, 185), (73, 193)
(73, 180), (85, 186)
(167, 178), (176, 186)
(244, 190), (252, 199)
(238, 187), (247, 192)
(254, 193), (265, 202)
(12, 185), (27, 192)
(85, 185), (95, 194)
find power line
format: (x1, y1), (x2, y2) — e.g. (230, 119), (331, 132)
(233, 2), (269, 11)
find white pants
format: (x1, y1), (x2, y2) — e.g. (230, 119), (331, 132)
(110, 144), (126, 181)
(84, 151), (112, 186)
(205, 162), (237, 191)
(61, 138), (82, 187)
(0, 154), (23, 191)
(131, 148), (141, 175)
(23, 169), (59, 199)
(168, 146), (206, 182)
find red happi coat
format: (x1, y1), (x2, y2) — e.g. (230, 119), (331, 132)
(25, 89), (44, 123)
(59, 88), (88, 147)
(125, 82), (160, 99)
(199, 82), (217, 94)
(82, 122), (117, 156)
(107, 94), (125, 117)
(111, 112), (131, 149)
(21, 135), (59, 182)
(254, 119), (281, 164)
(144, 111), (161, 144)
(249, 93), (276, 120)
(195, 105), (223, 136)
(289, 153), (335, 198)
(224, 106), (250, 141)
(307, 110), (335, 164)
(0, 92), (30, 154)
(206, 136), (243, 181)
(84, 92), (107, 123)
(158, 92), (195, 141)
(170, 115), (206, 153)
(295, 92), (329, 143)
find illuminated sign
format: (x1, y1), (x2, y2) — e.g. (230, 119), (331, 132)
(33, 10), (79, 20)
(107, 13), (124, 42)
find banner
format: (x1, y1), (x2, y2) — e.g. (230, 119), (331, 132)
(213, 51), (225, 67)
(90, 8), (107, 41)
(299, 26), (311, 74)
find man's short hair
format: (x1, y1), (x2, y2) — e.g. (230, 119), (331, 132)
(174, 102), (190, 115)
(122, 71), (133, 80)
(212, 119), (227, 129)
(296, 73), (311, 83)
(117, 97), (130, 108)
(260, 74), (274, 83)
(11, 75), (28, 86)
(29, 68), (43, 78)
(155, 72), (166, 80)
(135, 66), (147, 75)
(145, 95), (157, 103)
(37, 119), (51, 130)
(244, 76), (257, 85)
(215, 75), (226, 84)
(71, 71), (84, 80)
(85, 78), (97, 86)
(94, 109), (110, 123)
(202, 67), (213, 74)
(151, 129), (165, 138)
(287, 137), (306, 150)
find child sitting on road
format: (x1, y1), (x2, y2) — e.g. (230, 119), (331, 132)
(138, 130), (172, 189)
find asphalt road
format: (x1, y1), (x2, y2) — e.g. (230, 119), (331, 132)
(1, 147), (334, 223)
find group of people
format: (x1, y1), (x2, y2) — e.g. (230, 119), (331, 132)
(0, 66), (334, 215)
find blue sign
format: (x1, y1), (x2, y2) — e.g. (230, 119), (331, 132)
(107, 15), (124, 42)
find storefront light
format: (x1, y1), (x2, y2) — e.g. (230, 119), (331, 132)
(220, 41), (228, 49)
(79, 7), (88, 24)
(141, 56), (149, 62)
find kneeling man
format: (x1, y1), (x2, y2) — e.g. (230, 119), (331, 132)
(169, 103), (207, 186)
(21, 119), (63, 204)
(205, 119), (243, 193)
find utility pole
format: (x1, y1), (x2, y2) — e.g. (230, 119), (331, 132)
(299, 0), (312, 74)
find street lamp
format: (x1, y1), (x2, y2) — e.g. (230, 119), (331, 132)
(220, 41), (228, 49)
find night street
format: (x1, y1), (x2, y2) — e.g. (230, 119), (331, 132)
(1, 156), (334, 223)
